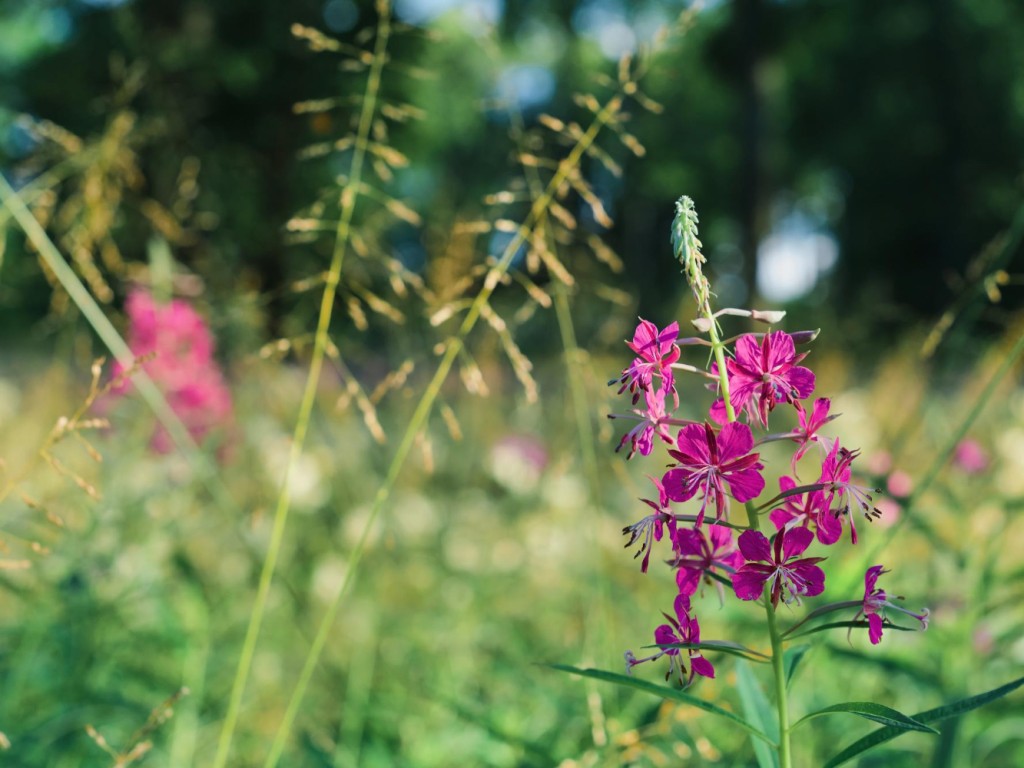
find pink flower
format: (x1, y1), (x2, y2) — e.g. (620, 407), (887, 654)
(623, 475), (677, 573)
(731, 527), (825, 608)
(857, 565), (929, 645)
(768, 475), (842, 545)
(624, 594), (714, 685)
(812, 441), (880, 545)
(671, 523), (743, 596)
(712, 331), (815, 427)
(613, 383), (675, 459)
(113, 289), (233, 453)
(953, 438), (989, 475)
(615, 318), (681, 404)
(663, 422), (765, 526)
(789, 397), (835, 475)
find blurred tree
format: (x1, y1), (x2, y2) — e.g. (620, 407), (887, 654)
(2, 0), (1023, 356)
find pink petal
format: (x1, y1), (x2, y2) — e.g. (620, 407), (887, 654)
(781, 526), (814, 560)
(628, 319), (659, 356)
(769, 507), (795, 530)
(816, 510), (843, 546)
(868, 613), (884, 644)
(654, 624), (679, 650)
(658, 321), (680, 347)
(808, 397), (831, 428)
(675, 567), (701, 596)
(707, 523), (733, 552)
(732, 567), (768, 601)
(725, 467), (765, 503)
(764, 331), (796, 371)
(785, 366), (816, 400)
(673, 593), (692, 623)
(675, 423), (712, 465)
(733, 334), (762, 370)
(708, 398), (729, 425)
(864, 565), (885, 594)
(716, 422), (755, 461)
(691, 655), (715, 679)
(662, 468), (697, 503)
(674, 527), (704, 557)
(795, 563), (826, 598)
(737, 529), (771, 562)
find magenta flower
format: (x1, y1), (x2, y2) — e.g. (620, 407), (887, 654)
(615, 319), (681, 404)
(813, 441), (880, 545)
(789, 397), (835, 475)
(857, 565), (929, 644)
(623, 475), (677, 573)
(624, 594), (714, 685)
(113, 289), (234, 453)
(612, 383), (675, 459)
(769, 476), (842, 546)
(732, 527), (825, 608)
(663, 422), (765, 526)
(712, 331), (815, 427)
(672, 523), (743, 597)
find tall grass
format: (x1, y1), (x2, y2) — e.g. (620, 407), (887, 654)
(2, 3), (1023, 766)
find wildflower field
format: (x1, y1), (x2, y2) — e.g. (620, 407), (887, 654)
(2, 1), (1024, 766)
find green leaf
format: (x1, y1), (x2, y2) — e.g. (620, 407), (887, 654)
(792, 702), (938, 733)
(785, 620), (917, 641)
(824, 675), (1024, 768)
(549, 665), (776, 745)
(784, 644), (811, 689)
(781, 601), (862, 638)
(735, 660), (780, 768)
(651, 640), (771, 663)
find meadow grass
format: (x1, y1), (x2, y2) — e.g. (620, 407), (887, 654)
(1, 3), (1023, 766)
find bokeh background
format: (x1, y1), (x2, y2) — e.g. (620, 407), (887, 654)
(1, 0), (1023, 765)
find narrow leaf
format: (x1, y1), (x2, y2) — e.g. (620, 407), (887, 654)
(793, 702), (938, 733)
(786, 620), (917, 641)
(782, 601), (862, 638)
(550, 665), (775, 745)
(735, 660), (780, 768)
(824, 675), (1024, 768)
(784, 645), (811, 689)
(652, 640), (770, 663)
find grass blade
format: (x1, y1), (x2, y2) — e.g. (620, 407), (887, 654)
(550, 664), (776, 746)
(652, 640), (770, 663)
(792, 701), (938, 733)
(824, 675), (1024, 768)
(784, 644), (811, 689)
(735, 659), (780, 768)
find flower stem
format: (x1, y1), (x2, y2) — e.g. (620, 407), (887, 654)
(766, 601), (793, 768)
(674, 196), (791, 765)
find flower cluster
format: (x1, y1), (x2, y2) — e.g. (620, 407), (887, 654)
(613, 320), (928, 684)
(113, 288), (234, 453)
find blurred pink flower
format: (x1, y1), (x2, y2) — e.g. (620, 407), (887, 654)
(886, 469), (914, 498)
(953, 438), (989, 475)
(113, 289), (233, 453)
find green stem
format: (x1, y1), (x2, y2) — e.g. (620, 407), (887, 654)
(214, 8), (393, 767)
(766, 601), (793, 768)
(679, 198), (792, 763)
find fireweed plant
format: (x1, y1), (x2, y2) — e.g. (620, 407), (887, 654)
(557, 197), (1024, 767)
